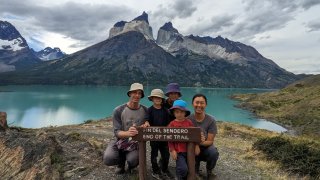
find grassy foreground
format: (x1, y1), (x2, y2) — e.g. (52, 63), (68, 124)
(2, 118), (319, 179)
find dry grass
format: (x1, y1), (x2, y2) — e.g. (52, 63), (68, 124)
(215, 121), (317, 179)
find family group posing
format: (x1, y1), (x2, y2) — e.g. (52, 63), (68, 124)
(103, 82), (219, 180)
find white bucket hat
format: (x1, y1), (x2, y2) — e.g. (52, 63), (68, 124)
(148, 89), (164, 101)
(127, 83), (144, 98)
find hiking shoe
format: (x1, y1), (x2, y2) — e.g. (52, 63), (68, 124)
(115, 167), (125, 174)
(162, 169), (174, 179)
(152, 171), (163, 180)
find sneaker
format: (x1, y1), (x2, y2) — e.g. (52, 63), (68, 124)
(115, 166), (125, 174)
(152, 171), (163, 180)
(162, 170), (174, 179)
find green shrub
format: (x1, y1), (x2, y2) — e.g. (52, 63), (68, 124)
(253, 136), (320, 178)
(50, 152), (63, 164)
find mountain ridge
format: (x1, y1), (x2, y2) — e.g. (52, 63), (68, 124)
(32, 47), (66, 61)
(0, 12), (300, 88)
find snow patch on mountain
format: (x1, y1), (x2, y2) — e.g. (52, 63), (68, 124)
(0, 38), (26, 51)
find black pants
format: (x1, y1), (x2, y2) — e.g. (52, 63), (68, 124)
(150, 141), (170, 173)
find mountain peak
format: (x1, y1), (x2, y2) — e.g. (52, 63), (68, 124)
(34, 47), (65, 61)
(0, 20), (29, 52)
(109, 12), (154, 40)
(160, 22), (179, 33)
(156, 22), (183, 48)
(132, 11), (149, 24)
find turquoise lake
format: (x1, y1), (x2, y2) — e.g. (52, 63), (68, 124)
(0, 85), (286, 132)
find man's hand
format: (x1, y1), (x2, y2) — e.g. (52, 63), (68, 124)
(127, 126), (138, 137)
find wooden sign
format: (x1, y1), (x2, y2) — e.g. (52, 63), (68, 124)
(133, 127), (201, 142)
(133, 126), (201, 180)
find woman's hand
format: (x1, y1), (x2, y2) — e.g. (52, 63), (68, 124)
(200, 131), (206, 145)
(170, 150), (177, 160)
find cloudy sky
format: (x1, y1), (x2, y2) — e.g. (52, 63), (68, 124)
(1, 0), (320, 74)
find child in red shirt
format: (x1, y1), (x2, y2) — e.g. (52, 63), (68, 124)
(168, 99), (200, 180)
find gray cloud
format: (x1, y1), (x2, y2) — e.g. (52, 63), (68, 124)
(306, 19), (320, 32)
(185, 0), (320, 43)
(187, 14), (235, 36)
(229, 0), (297, 41)
(184, 0), (300, 41)
(172, 0), (197, 18)
(299, 0), (320, 10)
(0, 0), (135, 47)
(153, 0), (197, 20)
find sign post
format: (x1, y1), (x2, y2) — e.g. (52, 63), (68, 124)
(133, 127), (201, 180)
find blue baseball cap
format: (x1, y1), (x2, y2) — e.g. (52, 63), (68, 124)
(169, 99), (190, 117)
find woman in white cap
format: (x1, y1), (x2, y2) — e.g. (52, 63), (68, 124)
(103, 83), (149, 174)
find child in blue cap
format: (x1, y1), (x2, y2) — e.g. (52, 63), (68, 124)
(168, 99), (200, 180)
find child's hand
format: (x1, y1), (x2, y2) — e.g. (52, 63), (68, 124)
(195, 145), (200, 155)
(170, 150), (177, 160)
(141, 121), (150, 127)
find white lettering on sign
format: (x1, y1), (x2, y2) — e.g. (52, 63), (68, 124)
(143, 134), (154, 139)
(163, 128), (189, 134)
(134, 127), (200, 142)
(174, 135), (189, 140)
(153, 128), (161, 133)
(143, 128), (152, 133)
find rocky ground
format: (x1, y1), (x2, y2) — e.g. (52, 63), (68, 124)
(0, 118), (302, 180)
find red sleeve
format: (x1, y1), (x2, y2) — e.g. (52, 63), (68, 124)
(190, 120), (195, 127)
(186, 119), (194, 127)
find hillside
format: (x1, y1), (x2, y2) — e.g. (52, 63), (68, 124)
(232, 74), (320, 138)
(1, 118), (318, 179)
